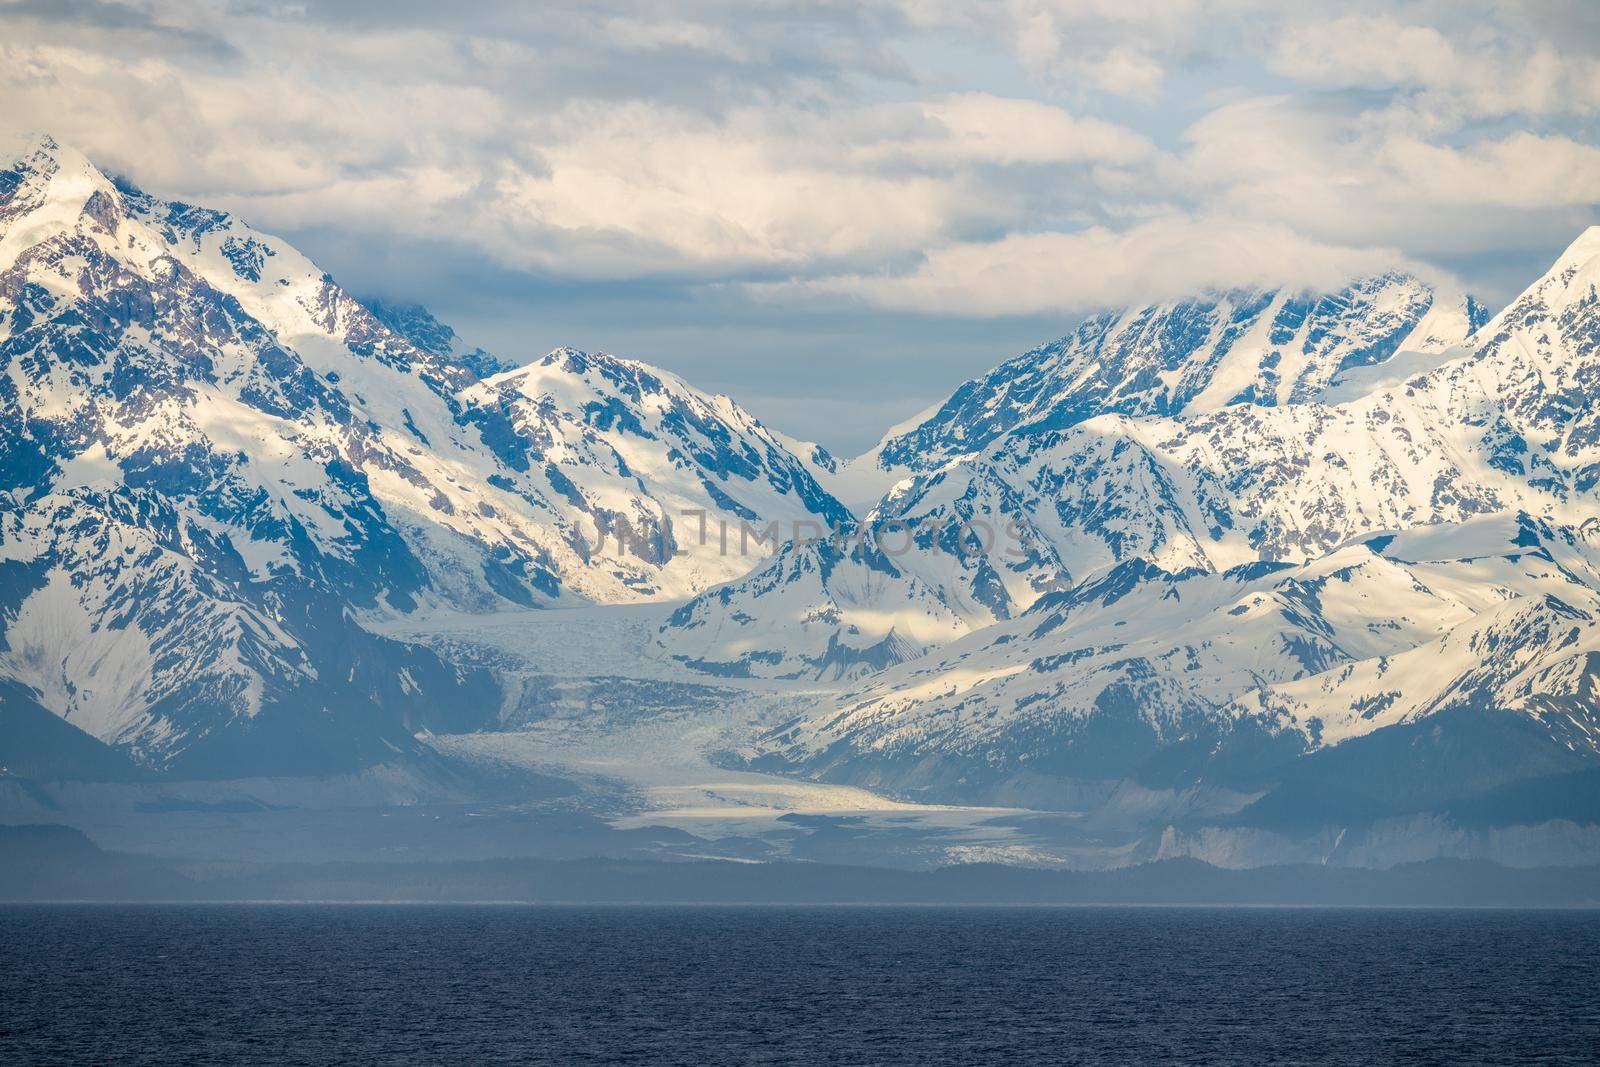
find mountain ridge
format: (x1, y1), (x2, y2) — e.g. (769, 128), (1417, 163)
(659, 266), (1498, 680)
(0, 134), (845, 773)
(5, 135), (1600, 873)
(687, 229), (1600, 818)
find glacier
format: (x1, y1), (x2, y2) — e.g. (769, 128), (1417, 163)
(4, 135), (1600, 872)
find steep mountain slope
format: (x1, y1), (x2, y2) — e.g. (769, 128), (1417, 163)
(754, 514), (1600, 805)
(0, 135), (844, 774)
(658, 534), (968, 681)
(8, 130), (1600, 870)
(874, 274), (1485, 476)
(659, 272), (1490, 676)
(1238, 520), (1600, 755)
(460, 348), (850, 600)
(718, 228), (1600, 811)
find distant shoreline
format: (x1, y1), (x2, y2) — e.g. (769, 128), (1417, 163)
(7, 823), (1599, 908)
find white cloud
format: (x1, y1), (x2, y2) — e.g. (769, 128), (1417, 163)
(1182, 94), (1600, 257)
(8, 0), (1600, 449)
(779, 217), (1423, 317)
(880, 93), (1157, 167)
(2, 0), (1597, 322)
(895, 0), (1276, 99)
(1268, 11), (1600, 118)
(1381, 131), (1600, 206)
(0, 30), (1159, 279)
(495, 102), (974, 272)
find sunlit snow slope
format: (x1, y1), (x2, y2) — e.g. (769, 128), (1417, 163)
(0, 136), (844, 773)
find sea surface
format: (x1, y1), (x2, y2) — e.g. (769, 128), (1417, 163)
(3, 905), (1598, 1065)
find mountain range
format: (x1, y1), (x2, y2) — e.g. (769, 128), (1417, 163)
(0, 135), (845, 776)
(4, 135), (1599, 871)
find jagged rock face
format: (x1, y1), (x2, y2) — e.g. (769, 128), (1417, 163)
(656, 535), (967, 682)
(875, 275), (1486, 475)
(760, 514), (1600, 799)
(460, 347), (852, 595)
(364, 299), (511, 380)
(8, 128), (1600, 832)
(672, 230), (1600, 806)
(0, 136), (846, 772)
(659, 272), (1490, 677)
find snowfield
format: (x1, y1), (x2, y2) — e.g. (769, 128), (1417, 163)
(6, 134), (1600, 869)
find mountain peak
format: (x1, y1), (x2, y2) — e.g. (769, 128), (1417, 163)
(1475, 224), (1600, 340)
(0, 134), (127, 274)
(0, 132), (106, 189)
(0, 148), (859, 771)
(498, 346), (698, 403)
(1556, 224), (1600, 267)
(364, 299), (458, 356)
(870, 270), (1481, 476)
(2, 129), (62, 165)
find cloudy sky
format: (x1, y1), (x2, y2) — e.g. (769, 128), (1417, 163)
(4, 1), (1600, 451)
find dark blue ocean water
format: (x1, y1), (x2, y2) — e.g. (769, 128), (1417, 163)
(3, 905), (1598, 1065)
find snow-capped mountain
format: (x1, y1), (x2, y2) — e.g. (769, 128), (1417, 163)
(7, 132), (1600, 865)
(0, 135), (844, 773)
(810, 277), (1484, 511)
(874, 274), (1485, 476)
(704, 229), (1600, 812)
(459, 348), (850, 600)
(658, 534), (969, 680)
(754, 513), (1600, 804)
(658, 272), (1489, 677)
(363, 299), (512, 382)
